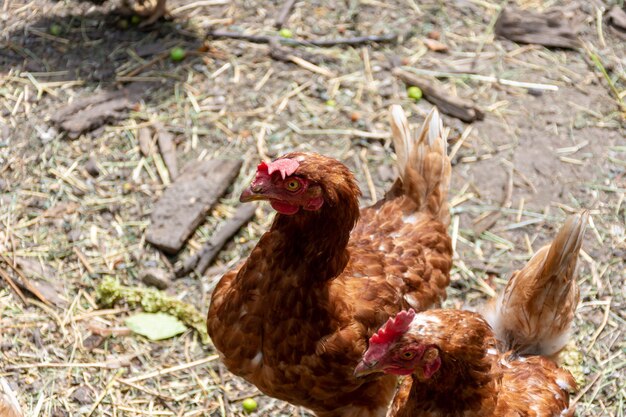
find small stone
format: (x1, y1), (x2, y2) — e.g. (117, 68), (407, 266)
(0, 178), (8, 192)
(83, 334), (105, 350)
(68, 229), (82, 242)
(139, 267), (172, 290)
(428, 30), (441, 40)
(70, 386), (94, 405)
(85, 156), (100, 177)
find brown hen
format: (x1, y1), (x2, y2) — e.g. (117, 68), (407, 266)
(207, 105), (453, 417)
(356, 212), (588, 417)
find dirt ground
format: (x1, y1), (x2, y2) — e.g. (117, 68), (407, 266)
(1, 0), (625, 416)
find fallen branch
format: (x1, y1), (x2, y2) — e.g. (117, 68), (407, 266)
(393, 68), (484, 123)
(206, 30), (398, 47)
(269, 40), (338, 66)
(176, 205), (256, 277)
(398, 66), (559, 91)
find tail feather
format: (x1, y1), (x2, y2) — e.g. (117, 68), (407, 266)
(484, 211), (589, 356)
(388, 105), (451, 226)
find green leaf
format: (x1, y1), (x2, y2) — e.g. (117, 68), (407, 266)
(125, 312), (187, 341)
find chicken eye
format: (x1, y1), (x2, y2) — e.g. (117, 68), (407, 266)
(401, 351), (415, 360)
(285, 179), (301, 192)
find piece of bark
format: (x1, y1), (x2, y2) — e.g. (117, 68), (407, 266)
(51, 90), (123, 124)
(495, 8), (580, 49)
(146, 159), (242, 254)
(62, 98), (134, 139)
(175, 204), (256, 277)
(51, 84), (143, 138)
(154, 122), (178, 180)
(392, 68), (484, 123)
(138, 127), (154, 157)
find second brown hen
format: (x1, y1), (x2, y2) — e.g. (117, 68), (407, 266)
(356, 212), (588, 417)
(207, 106), (452, 417)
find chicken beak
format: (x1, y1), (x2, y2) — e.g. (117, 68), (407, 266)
(240, 185), (268, 203)
(354, 360), (382, 378)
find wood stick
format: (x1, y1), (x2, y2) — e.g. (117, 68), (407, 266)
(274, 0), (297, 29)
(0, 252), (53, 307)
(0, 267), (27, 305)
(206, 30), (398, 47)
(175, 205), (256, 277)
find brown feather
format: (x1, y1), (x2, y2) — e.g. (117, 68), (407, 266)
(207, 106), (452, 416)
(483, 212), (588, 356)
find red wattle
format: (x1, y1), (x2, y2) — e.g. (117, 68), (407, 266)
(270, 199), (300, 215)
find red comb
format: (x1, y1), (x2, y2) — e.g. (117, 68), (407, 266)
(370, 309), (416, 345)
(264, 158), (299, 179)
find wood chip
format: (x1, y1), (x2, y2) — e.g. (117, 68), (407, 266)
(393, 68), (484, 122)
(495, 8), (580, 49)
(138, 126), (154, 157)
(145, 159), (242, 254)
(154, 122), (178, 180)
(175, 204), (256, 277)
(51, 84), (143, 138)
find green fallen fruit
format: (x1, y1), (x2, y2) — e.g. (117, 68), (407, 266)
(170, 47), (186, 62)
(131, 15), (142, 25)
(49, 23), (62, 36)
(278, 28), (293, 38)
(242, 398), (257, 413)
(117, 18), (129, 29)
(407, 86), (423, 101)
(325, 99), (336, 107)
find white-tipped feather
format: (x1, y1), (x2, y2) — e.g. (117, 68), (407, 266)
(389, 104), (412, 179)
(484, 212), (588, 357)
(388, 105), (451, 226)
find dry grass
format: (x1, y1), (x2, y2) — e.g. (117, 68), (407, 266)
(1, 0), (624, 416)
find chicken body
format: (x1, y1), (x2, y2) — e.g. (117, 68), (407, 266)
(207, 107), (452, 417)
(385, 310), (575, 417)
(356, 212), (588, 417)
